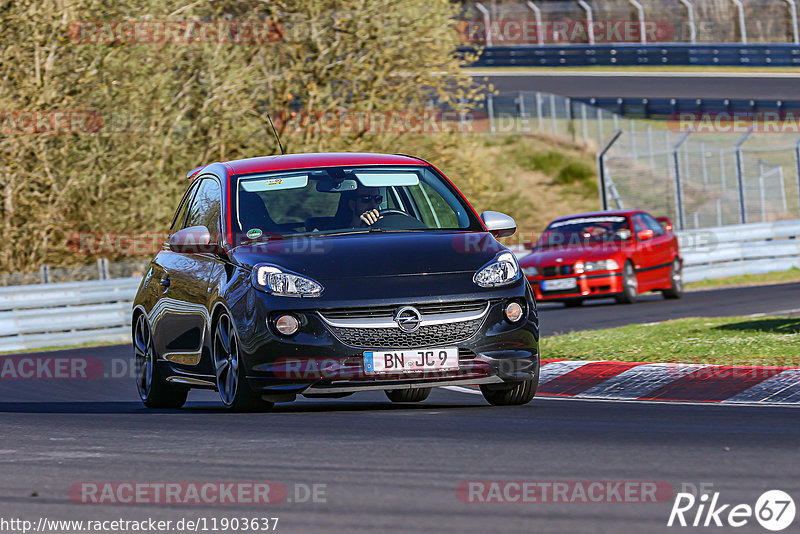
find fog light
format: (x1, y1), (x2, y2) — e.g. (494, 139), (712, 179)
(275, 314), (300, 336)
(505, 301), (524, 322)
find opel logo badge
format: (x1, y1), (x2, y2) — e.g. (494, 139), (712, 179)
(394, 306), (422, 333)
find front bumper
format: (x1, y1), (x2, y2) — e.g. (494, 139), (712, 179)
(529, 271), (623, 301)
(233, 287), (539, 399)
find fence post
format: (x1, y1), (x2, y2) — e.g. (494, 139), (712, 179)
(597, 130), (623, 211)
(475, 3), (492, 47)
(786, 0), (799, 44)
(735, 130), (752, 223)
(549, 93), (557, 135)
(526, 1), (545, 46)
(536, 92), (544, 131)
(758, 160), (767, 222)
(627, 0), (647, 44)
(577, 0), (595, 44)
(730, 0), (748, 43)
(794, 136), (800, 216)
(720, 149), (727, 190)
(518, 92), (529, 132)
(40, 265), (51, 284)
(97, 258), (110, 280)
(581, 103), (589, 143)
(566, 97), (574, 141)
(597, 107), (604, 141)
(779, 166), (787, 212)
(679, 0), (697, 44)
(716, 198), (723, 226)
(672, 132), (692, 231)
(487, 93), (495, 134)
(647, 124), (655, 171)
(630, 119), (637, 159)
(701, 142), (708, 186)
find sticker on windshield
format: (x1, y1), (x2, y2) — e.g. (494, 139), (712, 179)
(240, 174), (309, 192)
(246, 228), (263, 239)
(550, 216), (627, 228)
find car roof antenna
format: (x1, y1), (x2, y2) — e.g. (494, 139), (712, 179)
(266, 113), (285, 155)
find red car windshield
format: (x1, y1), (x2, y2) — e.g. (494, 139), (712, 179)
(538, 216), (632, 248)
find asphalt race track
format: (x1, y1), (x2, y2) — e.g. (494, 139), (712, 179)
(470, 70), (800, 100)
(2, 282), (799, 533)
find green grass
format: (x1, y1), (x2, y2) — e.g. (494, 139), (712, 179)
(687, 268), (800, 291)
(542, 316), (800, 366)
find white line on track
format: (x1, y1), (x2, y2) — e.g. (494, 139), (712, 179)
(465, 70), (800, 78)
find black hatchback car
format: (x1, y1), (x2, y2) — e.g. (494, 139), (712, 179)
(132, 153), (539, 411)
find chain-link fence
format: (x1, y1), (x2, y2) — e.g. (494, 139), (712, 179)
(478, 91), (800, 230)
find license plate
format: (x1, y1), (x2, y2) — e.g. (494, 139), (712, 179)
(364, 347), (459, 374)
(542, 278), (577, 291)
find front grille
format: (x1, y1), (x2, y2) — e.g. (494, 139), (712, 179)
(320, 300), (487, 320)
(542, 264), (574, 277)
(330, 318), (484, 349)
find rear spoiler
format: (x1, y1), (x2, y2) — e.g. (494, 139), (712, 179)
(655, 217), (673, 232)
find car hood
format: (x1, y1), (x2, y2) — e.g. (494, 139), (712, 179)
(520, 243), (627, 266)
(229, 231), (507, 280)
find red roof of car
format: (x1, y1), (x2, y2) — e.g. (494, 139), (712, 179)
(221, 152), (428, 175)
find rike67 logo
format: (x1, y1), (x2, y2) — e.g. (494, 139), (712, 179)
(668, 486), (795, 531)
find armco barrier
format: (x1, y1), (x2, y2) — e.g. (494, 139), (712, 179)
(678, 220), (800, 283)
(464, 43), (800, 67)
(0, 278), (139, 353)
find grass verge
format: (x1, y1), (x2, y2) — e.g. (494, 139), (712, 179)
(686, 268), (800, 291)
(541, 316), (800, 366)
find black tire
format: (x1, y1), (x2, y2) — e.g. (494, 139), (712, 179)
(563, 299), (583, 308)
(385, 388), (431, 403)
(134, 314), (188, 409)
(662, 259), (684, 299)
(480, 366), (539, 406)
(614, 261), (638, 304)
(213, 313), (274, 412)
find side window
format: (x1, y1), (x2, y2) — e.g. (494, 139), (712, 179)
(407, 182), (459, 228)
(169, 182), (199, 232)
(185, 177), (222, 239)
(643, 214), (666, 236)
(632, 214), (648, 234)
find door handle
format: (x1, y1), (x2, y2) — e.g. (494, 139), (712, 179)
(160, 277), (171, 288)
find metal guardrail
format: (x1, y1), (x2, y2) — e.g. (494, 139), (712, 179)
(0, 278), (139, 353)
(2, 220), (799, 353)
(464, 44), (800, 67)
(678, 220), (800, 282)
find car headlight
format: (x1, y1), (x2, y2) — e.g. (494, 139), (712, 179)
(582, 259), (620, 272)
(474, 252), (521, 288)
(522, 266), (539, 277)
(251, 264), (323, 297)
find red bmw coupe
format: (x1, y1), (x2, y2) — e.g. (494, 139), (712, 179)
(519, 210), (682, 307)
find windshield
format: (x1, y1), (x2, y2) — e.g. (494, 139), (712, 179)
(538, 215), (632, 248)
(232, 165), (482, 239)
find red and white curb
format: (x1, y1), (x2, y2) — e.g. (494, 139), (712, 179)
(447, 359), (800, 405)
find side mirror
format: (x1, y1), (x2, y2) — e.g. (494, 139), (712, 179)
(169, 226), (224, 255)
(481, 211), (517, 238)
(655, 217), (673, 232)
(637, 229), (655, 241)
